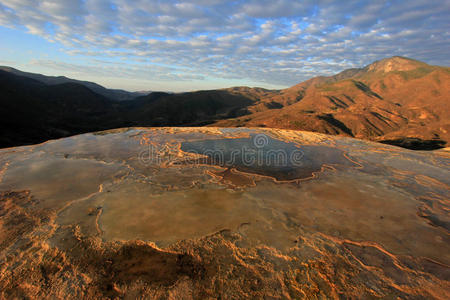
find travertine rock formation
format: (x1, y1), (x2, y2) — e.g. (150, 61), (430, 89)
(0, 127), (449, 299)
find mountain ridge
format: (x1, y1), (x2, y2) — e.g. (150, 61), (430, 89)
(0, 66), (149, 101)
(214, 56), (450, 149)
(0, 56), (448, 150)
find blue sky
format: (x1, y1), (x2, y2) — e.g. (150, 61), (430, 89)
(0, 0), (449, 92)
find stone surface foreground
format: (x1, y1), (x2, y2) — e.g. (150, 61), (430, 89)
(0, 127), (449, 298)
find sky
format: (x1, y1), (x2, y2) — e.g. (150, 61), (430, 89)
(0, 0), (449, 92)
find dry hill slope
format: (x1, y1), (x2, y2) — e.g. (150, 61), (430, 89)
(214, 57), (450, 149)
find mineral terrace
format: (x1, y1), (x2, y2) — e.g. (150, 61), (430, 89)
(0, 127), (449, 299)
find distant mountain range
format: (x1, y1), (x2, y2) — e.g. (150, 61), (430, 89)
(0, 56), (448, 149)
(0, 68), (252, 148)
(0, 66), (149, 101)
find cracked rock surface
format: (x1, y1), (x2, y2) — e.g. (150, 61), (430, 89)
(0, 127), (449, 299)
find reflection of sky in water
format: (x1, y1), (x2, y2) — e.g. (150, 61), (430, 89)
(181, 134), (358, 181)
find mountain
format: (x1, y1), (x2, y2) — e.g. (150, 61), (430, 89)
(0, 70), (255, 147)
(121, 89), (254, 126)
(0, 66), (147, 101)
(214, 57), (450, 149)
(0, 70), (121, 147)
(0, 57), (448, 150)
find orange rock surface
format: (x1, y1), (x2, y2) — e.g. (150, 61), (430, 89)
(0, 127), (449, 299)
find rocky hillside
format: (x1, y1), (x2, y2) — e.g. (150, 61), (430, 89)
(214, 57), (450, 149)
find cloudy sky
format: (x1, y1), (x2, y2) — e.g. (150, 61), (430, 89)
(0, 0), (448, 92)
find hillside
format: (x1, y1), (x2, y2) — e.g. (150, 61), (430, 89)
(0, 70), (255, 147)
(0, 66), (147, 101)
(122, 89), (254, 127)
(214, 57), (450, 149)
(0, 70), (121, 147)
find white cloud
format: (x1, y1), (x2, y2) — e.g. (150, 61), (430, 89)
(0, 0), (448, 89)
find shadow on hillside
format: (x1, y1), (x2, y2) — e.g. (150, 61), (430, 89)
(379, 138), (446, 150)
(0, 85), (256, 148)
